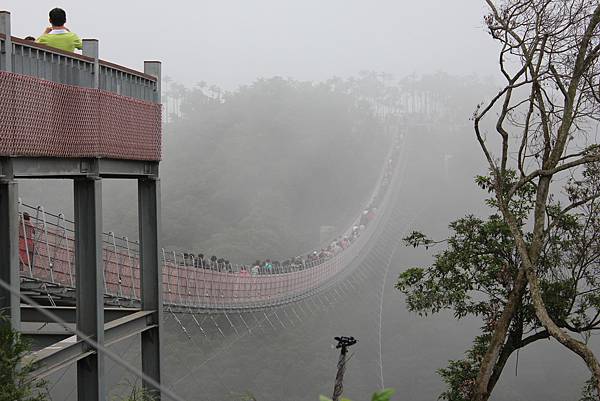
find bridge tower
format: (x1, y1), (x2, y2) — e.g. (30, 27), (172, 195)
(0, 11), (163, 401)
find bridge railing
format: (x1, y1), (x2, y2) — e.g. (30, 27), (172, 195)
(1, 34), (158, 102)
(16, 135), (401, 310)
(17, 190), (379, 309)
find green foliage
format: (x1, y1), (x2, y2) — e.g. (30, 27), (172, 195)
(110, 379), (158, 401)
(319, 388), (395, 401)
(397, 213), (518, 321)
(371, 388), (395, 401)
(437, 335), (490, 401)
(403, 231), (435, 249)
(397, 166), (600, 399)
(0, 314), (47, 401)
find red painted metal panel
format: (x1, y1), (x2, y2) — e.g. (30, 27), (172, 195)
(0, 71), (161, 161)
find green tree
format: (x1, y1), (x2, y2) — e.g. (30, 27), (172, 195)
(398, 1), (600, 399)
(0, 315), (47, 401)
(398, 167), (600, 400)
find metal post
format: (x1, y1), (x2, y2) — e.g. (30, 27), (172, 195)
(124, 237), (137, 299)
(144, 61), (162, 104)
(57, 213), (74, 287)
(138, 178), (162, 399)
(109, 232), (123, 298)
(0, 179), (19, 330)
(0, 11), (12, 72)
(38, 206), (54, 283)
(73, 177), (105, 401)
(82, 39), (99, 89)
(20, 211), (33, 277)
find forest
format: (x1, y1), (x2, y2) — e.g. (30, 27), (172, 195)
(20, 71), (496, 266)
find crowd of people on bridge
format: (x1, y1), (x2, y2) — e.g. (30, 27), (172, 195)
(176, 138), (401, 277)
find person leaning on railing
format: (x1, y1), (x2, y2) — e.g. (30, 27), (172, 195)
(35, 8), (82, 53)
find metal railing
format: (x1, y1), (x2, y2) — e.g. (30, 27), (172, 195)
(0, 12), (161, 162)
(1, 34), (158, 102)
(17, 138), (403, 311)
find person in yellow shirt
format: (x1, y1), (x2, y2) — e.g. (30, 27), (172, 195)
(36, 8), (82, 53)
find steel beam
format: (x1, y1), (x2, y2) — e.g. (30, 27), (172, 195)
(26, 310), (156, 378)
(21, 305), (140, 323)
(0, 179), (19, 330)
(138, 178), (163, 398)
(3, 157), (158, 179)
(74, 177), (104, 401)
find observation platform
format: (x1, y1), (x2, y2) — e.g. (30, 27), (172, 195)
(0, 23), (161, 179)
(0, 11), (163, 401)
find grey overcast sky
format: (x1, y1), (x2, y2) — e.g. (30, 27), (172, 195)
(4, 1), (500, 88)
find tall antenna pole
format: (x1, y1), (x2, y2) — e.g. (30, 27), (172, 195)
(332, 336), (357, 401)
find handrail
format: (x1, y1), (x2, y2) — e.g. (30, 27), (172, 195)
(1, 33), (95, 62)
(1, 33), (157, 81)
(0, 33), (158, 102)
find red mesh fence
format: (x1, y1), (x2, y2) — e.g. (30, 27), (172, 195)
(0, 71), (161, 161)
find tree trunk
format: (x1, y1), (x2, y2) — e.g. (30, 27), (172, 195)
(473, 268), (526, 401)
(523, 257), (600, 395)
(506, 176), (600, 396)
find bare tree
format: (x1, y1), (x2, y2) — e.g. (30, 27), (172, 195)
(473, 1), (600, 400)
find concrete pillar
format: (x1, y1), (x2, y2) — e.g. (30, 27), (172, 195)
(0, 179), (19, 330)
(74, 177), (105, 401)
(138, 177), (162, 398)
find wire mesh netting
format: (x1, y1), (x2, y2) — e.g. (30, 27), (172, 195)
(0, 71), (161, 161)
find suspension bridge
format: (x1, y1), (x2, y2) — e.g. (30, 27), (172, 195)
(16, 138), (400, 315)
(0, 10), (413, 401)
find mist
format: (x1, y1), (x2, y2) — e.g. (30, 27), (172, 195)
(3, 0), (500, 88)
(4, 1), (597, 401)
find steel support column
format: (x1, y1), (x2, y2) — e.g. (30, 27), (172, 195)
(0, 11), (13, 72)
(74, 177), (105, 401)
(82, 39), (99, 89)
(138, 178), (162, 398)
(0, 179), (19, 330)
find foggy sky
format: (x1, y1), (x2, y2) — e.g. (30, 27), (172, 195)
(4, 0), (500, 88)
